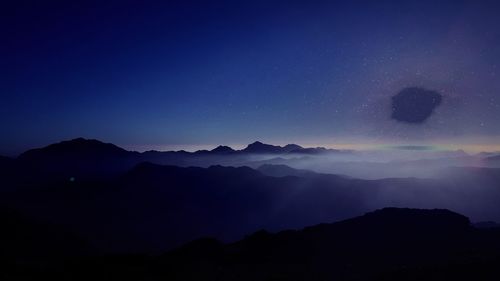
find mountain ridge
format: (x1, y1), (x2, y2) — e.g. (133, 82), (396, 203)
(5, 207), (500, 280)
(17, 138), (352, 158)
(154, 207), (497, 281)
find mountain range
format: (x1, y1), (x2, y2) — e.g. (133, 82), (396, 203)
(4, 138), (351, 182)
(2, 138), (494, 182)
(2, 138), (500, 279)
(2, 138), (500, 253)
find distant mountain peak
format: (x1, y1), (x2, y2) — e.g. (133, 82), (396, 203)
(61, 137), (103, 145)
(21, 138), (128, 155)
(283, 144), (303, 151)
(211, 145), (235, 154)
(17, 138), (132, 178)
(243, 141), (304, 154)
(243, 141), (282, 153)
(66, 137), (120, 147)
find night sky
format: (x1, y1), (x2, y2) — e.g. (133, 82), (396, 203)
(2, 0), (500, 155)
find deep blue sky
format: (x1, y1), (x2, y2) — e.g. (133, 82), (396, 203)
(2, 0), (500, 154)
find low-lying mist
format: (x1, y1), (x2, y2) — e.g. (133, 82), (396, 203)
(176, 147), (494, 179)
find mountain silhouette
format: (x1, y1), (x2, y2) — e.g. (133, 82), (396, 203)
(154, 208), (500, 281)
(4, 139), (500, 257)
(3, 137), (500, 280)
(282, 143), (303, 152)
(11, 138), (356, 183)
(17, 138), (140, 181)
(4, 208), (500, 280)
(4, 159), (500, 254)
(20, 138), (128, 156)
(240, 141), (347, 155)
(210, 145), (236, 154)
(242, 141), (300, 154)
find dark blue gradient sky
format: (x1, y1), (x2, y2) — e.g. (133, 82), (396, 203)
(2, 0), (500, 154)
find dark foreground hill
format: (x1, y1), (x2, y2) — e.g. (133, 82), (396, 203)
(3, 208), (500, 281)
(157, 208), (500, 281)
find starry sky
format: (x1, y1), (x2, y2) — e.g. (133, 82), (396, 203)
(2, 0), (500, 155)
